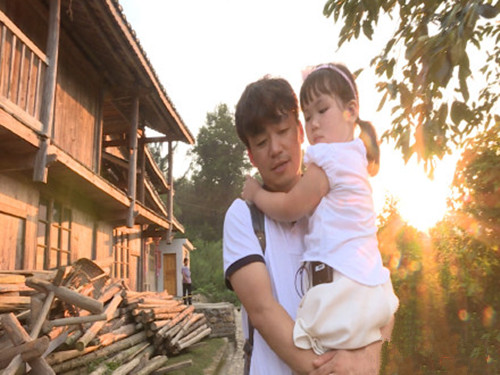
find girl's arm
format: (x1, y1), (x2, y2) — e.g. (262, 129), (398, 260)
(242, 163), (329, 222)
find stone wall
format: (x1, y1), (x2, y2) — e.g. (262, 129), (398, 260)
(194, 302), (236, 341)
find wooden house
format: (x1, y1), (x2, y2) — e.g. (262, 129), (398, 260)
(0, 0), (195, 292)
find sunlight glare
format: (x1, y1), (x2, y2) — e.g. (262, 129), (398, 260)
(373, 151), (459, 232)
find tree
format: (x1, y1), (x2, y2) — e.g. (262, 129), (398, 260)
(174, 103), (252, 241)
(323, 0), (500, 170)
(450, 121), (500, 247)
(148, 142), (168, 175)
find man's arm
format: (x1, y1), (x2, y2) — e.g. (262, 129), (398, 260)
(310, 317), (395, 375)
(230, 261), (319, 374)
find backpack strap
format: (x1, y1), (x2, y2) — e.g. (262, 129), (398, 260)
(248, 202), (266, 253)
(244, 202), (266, 374)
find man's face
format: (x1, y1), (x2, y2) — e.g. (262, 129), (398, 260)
(247, 114), (304, 193)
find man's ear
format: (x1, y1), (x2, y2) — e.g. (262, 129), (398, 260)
(298, 120), (305, 143)
(247, 149), (255, 166)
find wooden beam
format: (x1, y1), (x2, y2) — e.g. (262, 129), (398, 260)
(33, 0), (61, 183)
(137, 142), (145, 203)
(102, 137), (127, 148)
(166, 141), (174, 243)
(102, 151), (128, 169)
(127, 95), (139, 228)
(103, 136), (171, 148)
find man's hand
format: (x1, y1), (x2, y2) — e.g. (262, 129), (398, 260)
(242, 174), (261, 202)
(309, 342), (382, 375)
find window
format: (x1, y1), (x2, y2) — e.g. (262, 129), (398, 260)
(36, 198), (72, 270)
(113, 229), (130, 280)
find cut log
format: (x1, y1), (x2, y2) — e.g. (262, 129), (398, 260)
(87, 342), (150, 375)
(134, 355), (169, 375)
(29, 268), (65, 338)
(151, 359), (193, 375)
(75, 293), (122, 350)
(45, 313), (106, 330)
(111, 355), (142, 375)
(177, 327), (211, 351)
(25, 277), (103, 314)
(0, 296), (31, 312)
(45, 346), (99, 366)
(0, 275), (25, 284)
(94, 322), (136, 347)
(0, 336), (49, 369)
(51, 330), (148, 372)
(0, 283), (33, 293)
(171, 313), (204, 346)
(0, 313), (55, 375)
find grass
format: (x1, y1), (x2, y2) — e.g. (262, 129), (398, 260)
(166, 337), (228, 375)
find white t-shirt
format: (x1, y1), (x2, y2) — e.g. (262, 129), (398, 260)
(303, 139), (389, 286)
(223, 199), (307, 375)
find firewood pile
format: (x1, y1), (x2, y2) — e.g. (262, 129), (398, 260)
(0, 258), (211, 374)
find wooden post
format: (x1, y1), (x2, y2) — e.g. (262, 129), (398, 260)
(137, 140), (145, 203)
(166, 140), (174, 242)
(127, 95), (139, 228)
(33, 0), (60, 183)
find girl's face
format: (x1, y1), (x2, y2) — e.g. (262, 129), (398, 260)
(302, 92), (357, 145)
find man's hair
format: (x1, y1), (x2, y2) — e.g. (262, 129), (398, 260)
(235, 76), (299, 148)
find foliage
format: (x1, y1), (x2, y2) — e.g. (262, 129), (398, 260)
(377, 126), (500, 373)
(149, 104), (250, 303)
(450, 121), (500, 246)
(323, 0), (500, 170)
(148, 142), (168, 175)
(173, 103), (251, 242)
(190, 239), (239, 305)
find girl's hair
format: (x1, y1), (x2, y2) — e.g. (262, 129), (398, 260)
(299, 63), (380, 176)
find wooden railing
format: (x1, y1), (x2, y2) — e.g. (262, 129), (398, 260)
(0, 10), (47, 129)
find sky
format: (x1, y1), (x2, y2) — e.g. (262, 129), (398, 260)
(119, 0), (461, 231)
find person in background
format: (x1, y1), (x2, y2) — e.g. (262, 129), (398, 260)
(182, 257), (192, 305)
(224, 75), (392, 374)
(242, 62), (398, 355)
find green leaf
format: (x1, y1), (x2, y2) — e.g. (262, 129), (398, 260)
(377, 91), (389, 112)
(450, 101), (468, 125)
(399, 83), (413, 108)
(362, 20), (374, 39)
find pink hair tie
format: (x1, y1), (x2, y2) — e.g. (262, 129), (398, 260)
(303, 63), (358, 103)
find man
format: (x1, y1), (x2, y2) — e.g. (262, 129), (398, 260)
(223, 76), (392, 374)
(182, 257), (192, 305)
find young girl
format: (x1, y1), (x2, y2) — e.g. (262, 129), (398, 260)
(242, 63), (399, 354)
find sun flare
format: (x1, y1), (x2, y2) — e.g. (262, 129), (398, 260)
(373, 152), (459, 233)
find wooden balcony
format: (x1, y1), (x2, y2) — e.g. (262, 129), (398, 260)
(0, 10), (46, 133)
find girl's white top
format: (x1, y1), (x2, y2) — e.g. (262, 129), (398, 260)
(303, 138), (389, 286)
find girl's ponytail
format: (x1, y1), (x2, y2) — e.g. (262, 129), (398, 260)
(357, 119), (380, 176)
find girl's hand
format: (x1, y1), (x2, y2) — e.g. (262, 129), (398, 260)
(242, 175), (261, 202)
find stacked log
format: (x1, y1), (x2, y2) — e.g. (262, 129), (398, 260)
(0, 259), (211, 374)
